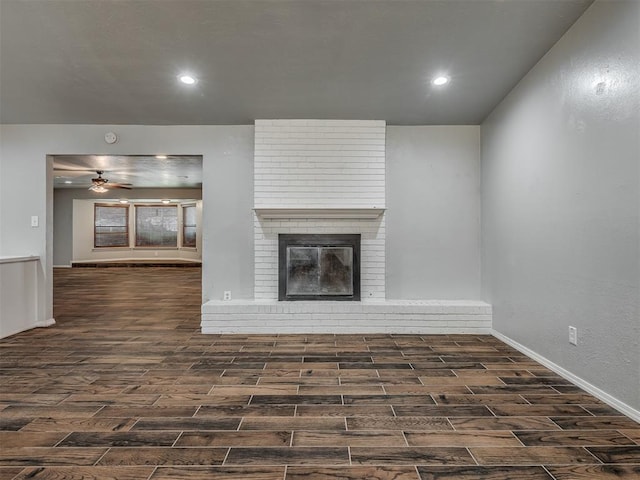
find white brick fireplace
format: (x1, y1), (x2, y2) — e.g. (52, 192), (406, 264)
(201, 120), (491, 333)
(253, 119), (386, 300)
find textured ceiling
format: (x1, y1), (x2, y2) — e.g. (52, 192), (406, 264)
(0, 0), (594, 125)
(52, 155), (203, 189)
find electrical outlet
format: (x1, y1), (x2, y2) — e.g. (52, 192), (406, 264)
(31, 216), (39, 227)
(568, 326), (577, 346)
(223, 291), (232, 301)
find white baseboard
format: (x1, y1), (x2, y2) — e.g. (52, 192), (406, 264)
(492, 329), (640, 424)
(1, 318), (55, 339)
(53, 264), (71, 268)
(35, 318), (56, 328)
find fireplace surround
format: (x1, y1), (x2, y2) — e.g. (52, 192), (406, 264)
(278, 234), (361, 301)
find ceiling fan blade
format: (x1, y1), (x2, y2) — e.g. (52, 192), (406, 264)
(54, 167), (97, 173)
(110, 184), (133, 190)
(54, 170), (94, 178)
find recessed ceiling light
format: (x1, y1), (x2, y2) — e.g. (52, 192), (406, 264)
(161, 199), (171, 204)
(119, 199), (129, 204)
(64, 180), (72, 184)
(155, 155), (168, 159)
(178, 74), (197, 85)
(432, 75), (450, 86)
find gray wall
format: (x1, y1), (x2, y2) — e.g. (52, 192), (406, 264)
(386, 126), (481, 299)
(482, 0), (640, 410)
(0, 125), (255, 324)
(54, 187), (203, 266)
(1, 122), (486, 321)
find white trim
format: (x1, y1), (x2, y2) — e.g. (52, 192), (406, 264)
(53, 264), (72, 268)
(35, 318), (56, 328)
(0, 255), (39, 264)
(72, 258), (201, 265)
(492, 329), (640, 423)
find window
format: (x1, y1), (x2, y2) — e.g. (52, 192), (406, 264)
(182, 205), (197, 248)
(94, 204), (129, 247)
(135, 205), (178, 247)
(93, 202), (197, 250)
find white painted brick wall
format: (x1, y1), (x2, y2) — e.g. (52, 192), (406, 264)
(253, 120), (386, 300)
(254, 119), (386, 209)
(201, 300), (493, 334)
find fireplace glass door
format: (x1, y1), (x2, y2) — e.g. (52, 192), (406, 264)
(278, 234), (360, 301)
(286, 246), (353, 296)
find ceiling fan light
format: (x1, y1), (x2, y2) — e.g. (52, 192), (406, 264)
(432, 75), (450, 86)
(178, 74), (197, 85)
(90, 185), (108, 193)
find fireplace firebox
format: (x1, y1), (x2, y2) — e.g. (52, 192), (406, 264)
(278, 234), (360, 301)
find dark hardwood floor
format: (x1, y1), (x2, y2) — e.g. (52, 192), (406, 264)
(0, 267), (638, 479)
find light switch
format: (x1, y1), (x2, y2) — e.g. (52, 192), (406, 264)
(31, 216), (39, 227)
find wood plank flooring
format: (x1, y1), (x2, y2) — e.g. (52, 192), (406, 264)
(0, 267), (638, 479)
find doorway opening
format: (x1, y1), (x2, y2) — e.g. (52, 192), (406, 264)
(51, 154), (203, 327)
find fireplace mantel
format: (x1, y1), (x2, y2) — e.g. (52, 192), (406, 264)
(254, 207), (385, 219)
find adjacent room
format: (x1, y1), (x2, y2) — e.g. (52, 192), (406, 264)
(0, 0), (638, 479)
(52, 154), (203, 268)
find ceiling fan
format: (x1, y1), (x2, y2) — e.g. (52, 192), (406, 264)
(88, 170), (132, 192)
(53, 167), (132, 191)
